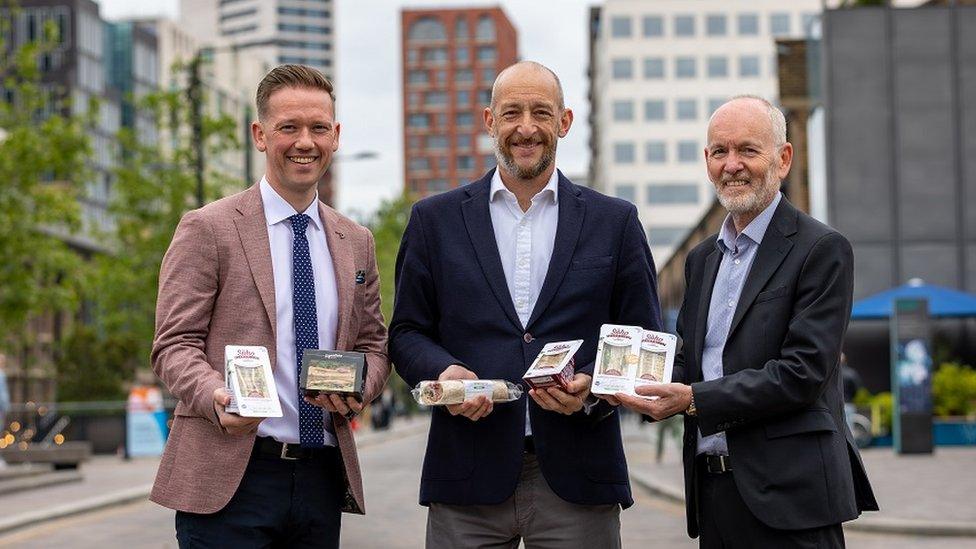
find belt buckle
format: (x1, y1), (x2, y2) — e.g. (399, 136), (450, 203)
(279, 442), (300, 461)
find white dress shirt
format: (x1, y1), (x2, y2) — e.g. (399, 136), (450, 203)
(489, 169), (559, 436)
(256, 177), (340, 446)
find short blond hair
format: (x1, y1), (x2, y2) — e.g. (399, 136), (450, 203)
(255, 64), (335, 120)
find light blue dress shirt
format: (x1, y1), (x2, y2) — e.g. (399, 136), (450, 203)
(697, 193), (782, 456)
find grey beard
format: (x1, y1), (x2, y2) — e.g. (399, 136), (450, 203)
(494, 140), (555, 181)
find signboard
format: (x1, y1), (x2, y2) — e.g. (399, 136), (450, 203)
(125, 386), (168, 458)
(890, 298), (933, 454)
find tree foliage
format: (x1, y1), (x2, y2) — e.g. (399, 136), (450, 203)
(0, 14), (90, 351)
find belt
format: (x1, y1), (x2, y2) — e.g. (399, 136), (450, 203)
(253, 436), (336, 461)
(524, 436), (535, 454)
(698, 454), (732, 474)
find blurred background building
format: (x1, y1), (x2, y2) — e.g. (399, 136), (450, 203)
(400, 6), (517, 198)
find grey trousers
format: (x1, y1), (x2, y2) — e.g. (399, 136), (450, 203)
(426, 453), (621, 549)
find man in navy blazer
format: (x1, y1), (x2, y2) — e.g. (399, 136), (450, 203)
(389, 61), (661, 548)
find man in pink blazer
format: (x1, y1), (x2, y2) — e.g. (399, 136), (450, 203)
(150, 65), (389, 548)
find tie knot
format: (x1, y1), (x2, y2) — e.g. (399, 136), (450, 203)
(289, 213), (310, 235)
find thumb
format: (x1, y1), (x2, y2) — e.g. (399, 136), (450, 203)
(214, 387), (231, 406)
(634, 383), (668, 397)
(567, 373), (591, 394)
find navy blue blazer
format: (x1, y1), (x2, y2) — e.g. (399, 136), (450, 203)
(389, 170), (662, 508)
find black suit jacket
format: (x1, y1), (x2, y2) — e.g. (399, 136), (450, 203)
(674, 197), (878, 536)
(389, 170), (662, 508)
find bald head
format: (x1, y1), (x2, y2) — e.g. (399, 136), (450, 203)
(490, 61), (565, 111)
(709, 95), (787, 147)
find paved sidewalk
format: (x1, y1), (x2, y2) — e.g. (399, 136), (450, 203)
(0, 415), (430, 536)
(622, 416), (976, 537)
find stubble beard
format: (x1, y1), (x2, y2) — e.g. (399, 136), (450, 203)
(716, 164), (781, 216)
(493, 134), (556, 181)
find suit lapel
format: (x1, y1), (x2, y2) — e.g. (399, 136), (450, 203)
(320, 204), (355, 351)
(461, 173), (523, 331)
(526, 174), (584, 329)
(694, 247), (721, 380)
(234, 186), (277, 344)
(727, 200), (797, 340)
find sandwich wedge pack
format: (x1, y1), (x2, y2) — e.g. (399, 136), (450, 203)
(224, 345), (283, 417)
(590, 325), (676, 399)
(522, 339), (584, 390)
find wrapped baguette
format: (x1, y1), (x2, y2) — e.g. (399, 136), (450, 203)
(412, 380), (522, 406)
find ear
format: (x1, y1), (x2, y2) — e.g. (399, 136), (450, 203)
(776, 142), (794, 179)
(331, 122), (341, 152)
(483, 106), (495, 137)
(558, 108), (574, 138)
(251, 121), (267, 153)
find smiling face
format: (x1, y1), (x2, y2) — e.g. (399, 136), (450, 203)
(705, 98), (792, 225)
(252, 86), (340, 206)
(484, 64), (572, 185)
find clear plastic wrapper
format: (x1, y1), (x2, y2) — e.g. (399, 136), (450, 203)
(412, 380), (523, 406)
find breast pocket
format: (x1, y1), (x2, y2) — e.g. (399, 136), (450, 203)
(571, 255), (613, 271)
(755, 285), (788, 304)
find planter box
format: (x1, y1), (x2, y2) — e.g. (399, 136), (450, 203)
(868, 419), (976, 447)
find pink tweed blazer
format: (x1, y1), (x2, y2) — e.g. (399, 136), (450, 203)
(149, 184), (389, 515)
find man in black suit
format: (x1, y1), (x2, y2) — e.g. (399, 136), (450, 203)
(390, 61), (661, 548)
(614, 96), (878, 547)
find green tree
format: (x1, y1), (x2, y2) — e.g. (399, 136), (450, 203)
(0, 14), (90, 361)
(75, 66), (242, 395)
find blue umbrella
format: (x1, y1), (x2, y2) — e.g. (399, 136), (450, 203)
(851, 279), (976, 320)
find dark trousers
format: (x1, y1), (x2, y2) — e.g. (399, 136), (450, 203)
(697, 462), (845, 549)
(176, 443), (344, 549)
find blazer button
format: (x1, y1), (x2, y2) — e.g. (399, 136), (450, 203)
(523, 333), (534, 343)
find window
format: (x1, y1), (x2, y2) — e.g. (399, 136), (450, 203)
(646, 184), (699, 204)
(612, 100), (634, 122)
(456, 90), (471, 105)
(407, 114), (429, 128)
(642, 16), (663, 37)
(483, 154), (497, 168)
(770, 13), (791, 36)
(427, 135), (448, 149)
(428, 179), (450, 193)
(456, 112), (474, 127)
(616, 184), (636, 203)
(422, 48), (448, 64)
(706, 14), (726, 36)
(456, 47), (470, 63)
(645, 141), (666, 163)
(647, 226), (687, 247)
(476, 46), (496, 62)
(708, 97), (726, 115)
(476, 16), (495, 40)
(675, 56), (696, 78)
(801, 13), (818, 37)
(457, 155), (475, 170)
(707, 56), (728, 78)
(676, 99), (697, 120)
(407, 70), (429, 85)
(477, 89), (491, 105)
(408, 157), (430, 171)
(481, 68), (496, 82)
(613, 142), (635, 164)
(737, 13), (759, 36)
(425, 91), (447, 106)
(674, 15), (695, 37)
(456, 134), (472, 149)
(677, 140), (699, 163)
(278, 7), (329, 17)
(644, 100), (665, 121)
(612, 58), (633, 80)
(611, 16), (632, 38)
(739, 55), (760, 78)
(455, 18), (469, 40)
(277, 23), (330, 33)
(455, 69), (474, 83)
(643, 57), (664, 79)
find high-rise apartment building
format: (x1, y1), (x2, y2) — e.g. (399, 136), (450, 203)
(401, 7), (517, 197)
(588, 0), (820, 265)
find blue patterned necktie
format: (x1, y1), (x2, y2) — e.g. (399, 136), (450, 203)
(290, 213), (325, 448)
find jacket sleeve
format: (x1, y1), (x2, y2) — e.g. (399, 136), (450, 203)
(151, 209), (225, 425)
(388, 204), (466, 387)
(355, 229), (391, 404)
(693, 232), (854, 436)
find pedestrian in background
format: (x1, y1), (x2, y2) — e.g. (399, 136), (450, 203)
(614, 96), (878, 547)
(390, 61), (662, 549)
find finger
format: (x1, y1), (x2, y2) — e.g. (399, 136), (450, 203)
(546, 387), (581, 410)
(328, 394), (350, 415)
(346, 397), (363, 414)
(533, 389), (561, 411)
(634, 383), (669, 398)
(213, 387), (231, 406)
(615, 392), (655, 414)
(605, 395), (621, 406)
(566, 374), (591, 395)
(467, 398), (491, 421)
(446, 403), (462, 416)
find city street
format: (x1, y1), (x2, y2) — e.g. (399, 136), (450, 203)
(0, 426), (971, 548)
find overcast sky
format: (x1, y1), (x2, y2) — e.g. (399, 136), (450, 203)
(96, 0), (594, 220)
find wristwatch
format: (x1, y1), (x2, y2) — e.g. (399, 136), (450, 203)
(685, 390), (697, 416)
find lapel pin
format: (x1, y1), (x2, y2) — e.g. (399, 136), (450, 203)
(335, 231), (345, 239)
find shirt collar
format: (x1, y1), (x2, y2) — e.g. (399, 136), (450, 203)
(489, 168), (559, 205)
(717, 192), (782, 252)
(259, 176), (323, 231)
